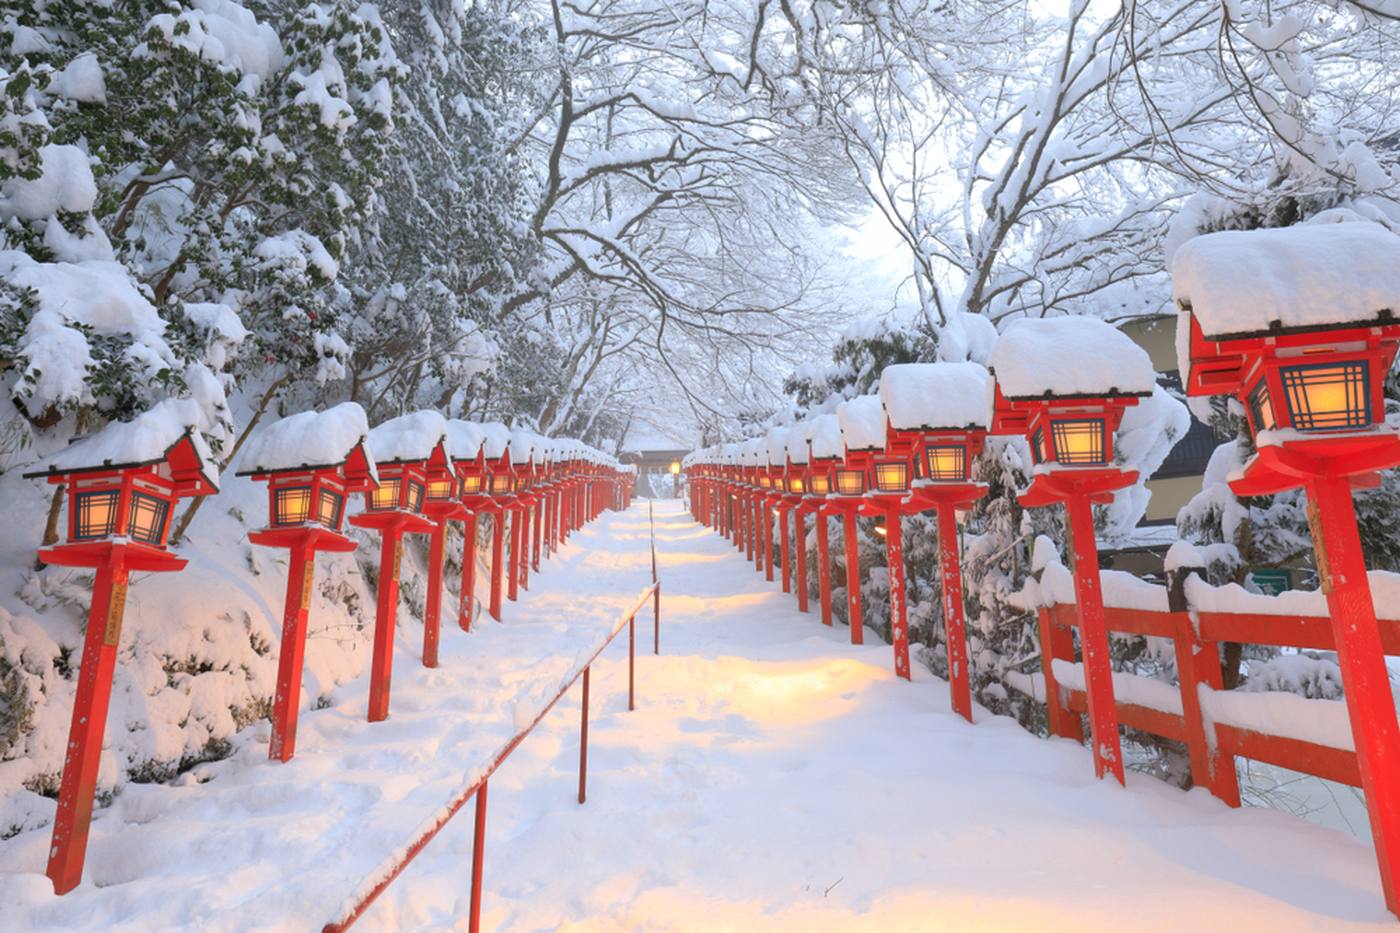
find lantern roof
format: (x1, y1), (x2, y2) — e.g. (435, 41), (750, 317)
(445, 420), (486, 462)
(1171, 221), (1400, 346)
(784, 424), (810, 464)
(25, 398), (220, 491)
(367, 411), (452, 469)
(878, 362), (994, 432)
(806, 413), (844, 460)
(988, 316), (1155, 400)
(507, 428), (540, 465)
(236, 402), (376, 482)
(764, 427), (787, 466)
(837, 395), (886, 452)
(478, 422), (511, 461)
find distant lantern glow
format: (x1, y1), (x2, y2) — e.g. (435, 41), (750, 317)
(669, 460), (681, 475)
(490, 474), (514, 494)
(369, 477), (401, 511)
(873, 460), (910, 493)
(427, 478), (455, 500)
(811, 473), (831, 495)
(835, 467), (866, 496)
(273, 485), (313, 526)
(924, 445), (967, 481)
(461, 474), (483, 495)
(788, 476), (805, 494)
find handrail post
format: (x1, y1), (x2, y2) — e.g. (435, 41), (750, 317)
(653, 582), (661, 656)
(628, 612), (636, 712)
(469, 780), (489, 933)
(579, 667), (590, 804)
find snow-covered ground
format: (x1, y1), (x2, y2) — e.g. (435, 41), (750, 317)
(2, 501), (1392, 930)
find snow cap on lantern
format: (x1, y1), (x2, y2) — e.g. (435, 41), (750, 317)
(781, 423), (809, 494)
(878, 362), (993, 484)
(446, 420), (488, 496)
(26, 399), (220, 548)
(508, 429), (540, 489)
(237, 402), (376, 531)
(988, 317), (1154, 470)
(804, 413), (843, 496)
(1172, 222), (1400, 451)
(478, 421), (515, 495)
(364, 411), (452, 513)
(835, 395), (885, 496)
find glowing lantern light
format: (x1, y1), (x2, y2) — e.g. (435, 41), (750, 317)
(1174, 222), (1400, 915)
(989, 316), (1156, 785)
(25, 404), (219, 895)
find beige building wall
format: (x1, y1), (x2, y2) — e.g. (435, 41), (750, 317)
(1143, 475), (1203, 524)
(1119, 315), (1179, 372)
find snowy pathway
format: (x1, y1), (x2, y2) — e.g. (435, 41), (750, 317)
(3, 501), (1393, 930)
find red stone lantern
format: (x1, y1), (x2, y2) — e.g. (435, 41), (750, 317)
(24, 404), (219, 894)
(804, 414), (843, 628)
(989, 315), (1157, 785)
(447, 421), (489, 632)
(833, 394), (886, 646)
(508, 430), (541, 597)
(353, 412), (451, 723)
(782, 426), (812, 612)
(766, 429), (797, 591)
(1173, 222), (1400, 913)
(239, 403), (376, 761)
(879, 362), (994, 707)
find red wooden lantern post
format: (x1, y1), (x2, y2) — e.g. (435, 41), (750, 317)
(988, 317), (1158, 784)
(25, 409), (219, 894)
(783, 428), (811, 612)
(805, 415), (844, 628)
(1174, 222), (1400, 914)
(531, 451), (549, 571)
(351, 412), (451, 722)
(864, 444), (916, 680)
(879, 363), (995, 713)
(766, 428), (797, 594)
(239, 404), (377, 759)
(476, 423), (515, 622)
(448, 421), (489, 633)
(507, 432), (538, 596)
(831, 395), (887, 646)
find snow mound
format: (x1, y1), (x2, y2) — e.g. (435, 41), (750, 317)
(446, 420), (486, 461)
(0, 144), (96, 220)
(784, 424), (810, 464)
(1171, 222), (1400, 341)
(878, 362), (993, 431)
(27, 398), (218, 487)
(806, 414), (843, 460)
(508, 429), (540, 465)
(237, 403), (371, 474)
(367, 411), (450, 465)
(989, 317), (1156, 399)
(765, 427), (787, 466)
(479, 422), (511, 461)
(837, 395), (885, 452)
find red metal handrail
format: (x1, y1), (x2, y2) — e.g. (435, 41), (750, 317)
(322, 579), (663, 933)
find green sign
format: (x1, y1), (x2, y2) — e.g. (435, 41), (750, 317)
(1249, 568), (1293, 596)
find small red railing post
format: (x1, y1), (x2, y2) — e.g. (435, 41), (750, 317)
(579, 667), (590, 804)
(469, 780), (489, 933)
(628, 612), (636, 712)
(653, 582), (661, 655)
(1037, 606), (1083, 743)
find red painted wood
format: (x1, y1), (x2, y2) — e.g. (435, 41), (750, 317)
(628, 613), (636, 712)
(816, 513), (833, 627)
(367, 532), (401, 723)
(1063, 690), (1185, 743)
(469, 779), (488, 933)
(843, 510), (863, 646)
(579, 667), (590, 804)
(937, 505), (972, 721)
(1036, 609), (1083, 742)
(270, 545), (315, 760)
(1308, 474), (1400, 913)
(795, 510), (809, 613)
(459, 512), (478, 632)
(779, 506), (792, 594)
(518, 503), (531, 592)
(1172, 617), (1240, 806)
(46, 555), (128, 895)
(531, 498), (542, 571)
(1064, 494), (1125, 785)
(507, 507), (521, 602)
(423, 523), (446, 668)
(887, 511), (910, 680)
(763, 499), (774, 581)
(1216, 725), (1362, 788)
(489, 512), (504, 621)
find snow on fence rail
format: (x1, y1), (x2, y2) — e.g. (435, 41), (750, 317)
(322, 579), (663, 933)
(1008, 558), (1400, 803)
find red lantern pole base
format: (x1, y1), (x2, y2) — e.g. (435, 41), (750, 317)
(886, 510), (910, 680)
(778, 505), (792, 594)
(458, 512), (479, 632)
(508, 507), (521, 602)
(489, 510), (505, 621)
(351, 511), (436, 723)
(836, 505), (864, 645)
(816, 511), (833, 626)
(250, 526), (357, 760)
(40, 542), (185, 895)
(794, 507), (809, 613)
(1307, 474), (1400, 913)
